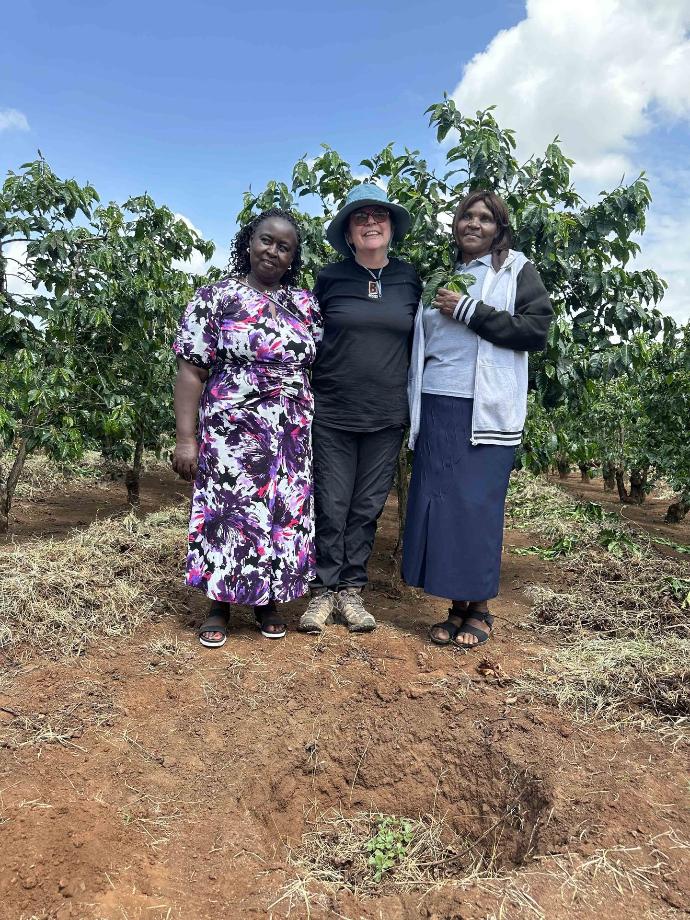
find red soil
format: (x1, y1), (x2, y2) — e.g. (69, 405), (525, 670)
(0, 473), (688, 919)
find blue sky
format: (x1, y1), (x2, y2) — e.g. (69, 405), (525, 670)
(2, 0), (689, 320)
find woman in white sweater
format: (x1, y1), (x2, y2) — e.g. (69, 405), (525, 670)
(403, 191), (553, 649)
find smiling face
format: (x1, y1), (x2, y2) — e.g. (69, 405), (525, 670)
(346, 206), (393, 254)
(453, 198), (498, 260)
(248, 216), (298, 286)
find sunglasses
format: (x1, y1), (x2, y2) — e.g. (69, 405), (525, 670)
(351, 207), (391, 226)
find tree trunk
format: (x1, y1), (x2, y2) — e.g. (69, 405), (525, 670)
(615, 468), (629, 503)
(394, 446), (410, 563)
(557, 459), (570, 480)
(125, 427), (145, 507)
(0, 427), (34, 533)
(628, 467), (648, 505)
(665, 494), (689, 524)
(602, 461), (616, 491)
(578, 463), (590, 482)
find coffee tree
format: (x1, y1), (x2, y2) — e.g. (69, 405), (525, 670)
(0, 159), (99, 531)
(74, 195), (213, 504)
(0, 159), (212, 530)
(523, 328), (690, 521)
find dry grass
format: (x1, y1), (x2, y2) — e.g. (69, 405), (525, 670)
(515, 637), (690, 731)
(0, 504), (188, 662)
(508, 474), (690, 735)
(277, 808), (500, 905)
(3, 449), (173, 500)
(506, 472), (610, 545)
(118, 781), (191, 850)
(526, 551), (689, 639)
(276, 809), (679, 917)
(532, 844), (667, 900)
(0, 673), (117, 750)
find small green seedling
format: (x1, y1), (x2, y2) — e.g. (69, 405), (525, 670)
(364, 815), (413, 882)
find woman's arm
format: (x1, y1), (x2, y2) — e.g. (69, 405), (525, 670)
(436, 262), (554, 352)
(171, 357), (209, 481)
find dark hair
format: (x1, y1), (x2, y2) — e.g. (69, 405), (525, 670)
(452, 191), (512, 258)
(229, 208), (303, 286)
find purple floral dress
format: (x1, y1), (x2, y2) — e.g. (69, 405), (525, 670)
(173, 278), (322, 605)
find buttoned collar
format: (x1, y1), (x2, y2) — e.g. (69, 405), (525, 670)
(455, 252), (493, 270)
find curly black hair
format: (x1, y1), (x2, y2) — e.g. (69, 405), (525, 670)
(228, 208), (303, 287)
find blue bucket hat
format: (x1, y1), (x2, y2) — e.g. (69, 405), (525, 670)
(326, 184), (412, 257)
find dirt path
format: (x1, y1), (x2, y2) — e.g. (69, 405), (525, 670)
(555, 472), (690, 545)
(1, 470), (191, 545)
(0, 482), (688, 919)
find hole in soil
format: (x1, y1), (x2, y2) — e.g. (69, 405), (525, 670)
(247, 705), (560, 883)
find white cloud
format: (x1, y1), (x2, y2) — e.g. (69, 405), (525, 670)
(172, 213), (218, 276)
(4, 241), (36, 299)
(453, 0), (690, 186)
(451, 0), (690, 321)
(0, 108), (29, 133)
(633, 207), (690, 325)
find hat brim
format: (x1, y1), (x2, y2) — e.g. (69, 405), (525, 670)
(326, 198), (411, 256)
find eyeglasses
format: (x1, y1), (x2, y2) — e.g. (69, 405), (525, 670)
(351, 207), (390, 226)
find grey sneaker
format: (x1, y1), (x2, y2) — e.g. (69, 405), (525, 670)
(298, 591), (337, 633)
(337, 588), (376, 632)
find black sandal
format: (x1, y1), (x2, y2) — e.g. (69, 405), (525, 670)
(452, 610), (494, 649)
(428, 609), (466, 646)
(198, 602), (230, 648)
(255, 609), (287, 640)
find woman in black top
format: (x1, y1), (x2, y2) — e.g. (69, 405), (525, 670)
(299, 184), (421, 633)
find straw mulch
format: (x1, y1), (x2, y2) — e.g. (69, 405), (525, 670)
(0, 505), (189, 662)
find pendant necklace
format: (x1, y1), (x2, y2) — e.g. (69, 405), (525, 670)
(362, 265), (384, 299)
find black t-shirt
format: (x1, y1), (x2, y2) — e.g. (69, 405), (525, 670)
(311, 257), (422, 430)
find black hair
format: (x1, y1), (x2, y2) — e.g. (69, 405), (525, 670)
(229, 208), (303, 286)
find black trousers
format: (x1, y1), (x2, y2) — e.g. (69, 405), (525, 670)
(312, 422), (404, 591)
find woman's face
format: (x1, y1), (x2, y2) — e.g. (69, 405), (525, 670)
(248, 217), (297, 285)
(454, 199), (497, 260)
(346, 206), (393, 254)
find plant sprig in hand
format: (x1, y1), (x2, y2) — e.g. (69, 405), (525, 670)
(422, 268), (476, 307)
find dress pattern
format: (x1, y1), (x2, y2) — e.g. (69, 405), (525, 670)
(173, 278), (322, 605)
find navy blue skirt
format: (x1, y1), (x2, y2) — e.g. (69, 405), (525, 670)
(402, 394), (515, 601)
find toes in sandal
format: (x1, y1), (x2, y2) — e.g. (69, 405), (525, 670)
(255, 609), (287, 640)
(428, 605), (469, 645)
(452, 610), (494, 649)
(198, 602), (229, 648)
(428, 611), (465, 646)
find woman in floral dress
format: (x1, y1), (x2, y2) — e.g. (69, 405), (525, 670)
(172, 209), (322, 646)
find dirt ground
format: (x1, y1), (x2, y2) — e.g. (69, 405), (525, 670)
(0, 473), (688, 920)
(555, 472), (690, 545)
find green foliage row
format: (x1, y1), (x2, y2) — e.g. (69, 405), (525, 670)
(0, 158), (213, 523)
(1, 97), (682, 526)
(521, 325), (690, 516)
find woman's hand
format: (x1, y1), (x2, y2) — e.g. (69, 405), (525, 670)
(173, 358), (207, 481)
(172, 437), (199, 481)
(433, 288), (462, 318)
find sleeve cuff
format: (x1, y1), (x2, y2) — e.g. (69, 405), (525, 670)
(452, 295), (478, 325)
